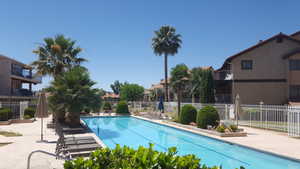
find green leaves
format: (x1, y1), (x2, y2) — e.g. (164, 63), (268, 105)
(152, 26), (182, 56)
(170, 64), (189, 92)
(47, 66), (102, 126)
(199, 69), (215, 103)
(64, 144), (232, 169)
(120, 83), (144, 102)
(32, 34), (86, 78)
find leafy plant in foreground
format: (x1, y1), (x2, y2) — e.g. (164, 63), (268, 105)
(64, 144), (245, 169)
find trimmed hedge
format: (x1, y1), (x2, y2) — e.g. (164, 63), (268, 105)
(196, 106), (219, 129)
(24, 107), (35, 118)
(0, 108), (12, 121)
(180, 104), (197, 124)
(116, 101), (129, 114)
(64, 144), (226, 169)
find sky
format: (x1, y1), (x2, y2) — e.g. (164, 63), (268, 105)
(0, 0), (300, 91)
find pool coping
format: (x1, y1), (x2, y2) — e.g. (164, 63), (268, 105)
(80, 115), (300, 164)
(132, 115), (300, 163)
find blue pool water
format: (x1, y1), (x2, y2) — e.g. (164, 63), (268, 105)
(82, 116), (300, 169)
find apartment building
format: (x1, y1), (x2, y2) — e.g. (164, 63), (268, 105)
(215, 31), (300, 105)
(0, 54), (41, 102)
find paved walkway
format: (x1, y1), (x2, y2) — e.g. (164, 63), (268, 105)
(0, 117), (64, 169)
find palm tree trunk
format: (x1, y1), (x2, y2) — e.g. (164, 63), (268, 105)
(164, 53), (169, 102)
(177, 90), (181, 118)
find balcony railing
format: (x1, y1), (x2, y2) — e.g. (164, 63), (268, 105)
(11, 89), (34, 97)
(11, 69), (42, 83)
(11, 69), (32, 78)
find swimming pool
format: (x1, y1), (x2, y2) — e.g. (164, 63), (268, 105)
(82, 116), (300, 169)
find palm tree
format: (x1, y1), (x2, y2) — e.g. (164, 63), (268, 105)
(47, 66), (101, 127)
(32, 34), (86, 79)
(152, 26), (182, 102)
(110, 80), (123, 95)
(190, 67), (203, 103)
(170, 64), (189, 118)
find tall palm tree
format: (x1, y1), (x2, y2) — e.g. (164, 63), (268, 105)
(32, 34), (86, 79)
(170, 64), (189, 118)
(152, 26), (182, 102)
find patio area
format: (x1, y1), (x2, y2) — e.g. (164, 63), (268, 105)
(0, 117), (63, 169)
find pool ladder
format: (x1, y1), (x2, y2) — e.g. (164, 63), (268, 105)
(27, 150), (70, 169)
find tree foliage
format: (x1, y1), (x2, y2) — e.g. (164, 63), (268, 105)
(199, 69), (215, 103)
(120, 83), (144, 102)
(170, 64), (189, 117)
(32, 34), (86, 78)
(47, 66), (102, 126)
(190, 67), (203, 102)
(152, 26), (182, 56)
(110, 80), (123, 95)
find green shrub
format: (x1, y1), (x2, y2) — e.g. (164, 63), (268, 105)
(102, 102), (112, 112)
(64, 144), (222, 169)
(180, 104), (197, 124)
(0, 108), (12, 121)
(24, 107), (35, 118)
(196, 106), (219, 129)
(216, 125), (226, 133)
(229, 125), (238, 132)
(24, 114), (32, 119)
(116, 101), (129, 114)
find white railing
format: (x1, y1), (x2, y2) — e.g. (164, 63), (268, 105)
(288, 106), (300, 137)
(131, 101), (300, 137)
(239, 104), (289, 132)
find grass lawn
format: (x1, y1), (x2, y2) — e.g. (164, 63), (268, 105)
(0, 143), (12, 147)
(0, 131), (22, 137)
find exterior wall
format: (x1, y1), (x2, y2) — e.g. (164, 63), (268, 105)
(231, 39), (300, 79)
(0, 59), (12, 95)
(291, 33), (300, 41)
(288, 53), (300, 85)
(234, 82), (287, 104)
(230, 38), (300, 104)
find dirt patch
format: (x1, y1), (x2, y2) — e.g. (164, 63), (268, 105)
(0, 131), (22, 137)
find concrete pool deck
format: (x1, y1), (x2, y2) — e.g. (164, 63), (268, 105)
(0, 116), (105, 169)
(0, 117), (65, 169)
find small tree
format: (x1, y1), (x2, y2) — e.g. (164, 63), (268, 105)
(47, 66), (101, 126)
(120, 83), (144, 102)
(190, 67), (203, 103)
(199, 69), (215, 103)
(170, 64), (189, 118)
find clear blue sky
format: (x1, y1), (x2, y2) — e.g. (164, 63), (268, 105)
(1, 0), (299, 91)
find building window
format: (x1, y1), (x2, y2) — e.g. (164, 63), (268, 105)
(290, 85), (300, 101)
(241, 60), (253, 70)
(289, 60), (300, 70)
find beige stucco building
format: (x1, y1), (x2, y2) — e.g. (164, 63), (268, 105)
(215, 31), (300, 105)
(0, 54), (41, 102)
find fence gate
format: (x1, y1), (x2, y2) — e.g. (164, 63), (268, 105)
(288, 106), (300, 137)
(20, 101), (28, 120)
